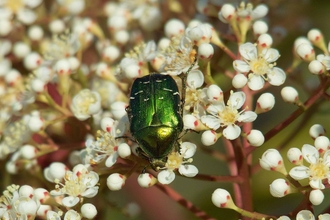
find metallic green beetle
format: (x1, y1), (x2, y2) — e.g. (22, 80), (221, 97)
(127, 73), (184, 170)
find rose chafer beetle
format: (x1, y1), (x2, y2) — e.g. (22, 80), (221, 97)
(127, 73), (185, 170)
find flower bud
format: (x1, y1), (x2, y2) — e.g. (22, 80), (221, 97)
(100, 117), (115, 132)
(287, 147), (303, 165)
(218, 4), (236, 23)
(253, 20), (268, 37)
(269, 178), (291, 198)
(37, 205), (51, 218)
(114, 30), (129, 45)
(5, 69), (22, 86)
(28, 25), (44, 41)
(314, 136), (330, 153)
(13, 42), (31, 59)
(309, 189), (324, 206)
(124, 64), (141, 79)
(183, 114), (199, 130)
(110, 101), (127, 120)
(309, 124), (326, 139)
(23, 52), (42, 70)
(260, 149), (287, 174)
(307, 29), (326, 52)
(255, 93), (275, 113)
(31, 78), (46, 93)
(296, 210), (314, 220)
(158, 37), (170, 50)
(33, 188), (50, 204)
(232, 73), (248, 89)
(68, 56), (80, 70)
(54, 59), (71, 75)
(281, 86), (299, 104)
(44, 162), (67, 182)
(27, 111), (44, 132)
(49, 19), (65, 33)
(0, 19), (12, 36)
(19, 185), (34, 198)
(207, 84), (223, 102)
(138, 173), (157, 188)
(107, 15), (127, 31)
(293, 37), (311, 53)
(20, 144), (37, 159)
(81, 203), (97, 219)
(201, 130), (218, 146)
(102, 45), (120, 63)
(164, 19), (185, 38)
(107, 173), (126, 190)
(296, 43), (315, 62)
(308, 59), (325, 75)
(212, 188), (236, 209)
(246, 130), (264, 147)
(198, 43), (214, 60)
(257, 33), (273, 49)
(118, 143), (131, 158)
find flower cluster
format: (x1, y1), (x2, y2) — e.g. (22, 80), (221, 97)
(0, 0), (329, 219)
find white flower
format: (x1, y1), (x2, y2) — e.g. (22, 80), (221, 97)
(233, 42), (286, 90)
(82, 121), (123, 167)
(70, 89), (102, 121)
(184, 69), (207, 115)
(159, 36), (198, 76)
(157, 142), (198, 184)
(56, 0), (85, 15)
(0, 184), (39, 219)
(0, 0), (42, 25)
(289, 144), (330, 189)
(50, 164), (99, 208)
(201, 91), (257, 140)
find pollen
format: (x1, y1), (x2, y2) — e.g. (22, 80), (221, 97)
(309, 159), (329, 180)
(249, 56), (272, 75)
(218, 106), (239, 126)
(166, 152), (183, 170)
(6, 0), (24, 12)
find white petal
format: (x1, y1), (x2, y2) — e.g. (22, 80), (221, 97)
(62, 196), (80, 207)
(23, 0), (42, 8)
(0, 59), (11, 76)
(180, 142), (197, 158)
(267, 67), (286, 86)
(251, 4), (268, 20)
(187, 69), (204, 88)
(309, 179), (325, 189)
(0, 8), (13, 20)
(0, 40), (11, 56)
(228, 91), (245, 109)
(201, 115), (221, 130)
(239, 43), (257, 61)
(66, 0), (85, 14)
(206, 103), (224, 115)
(17, 8), (37, 25)
(81, 186), (99, 198)
(247, 74), (264, 90)
(105, 152), (118, 167)
(262, 48), (280, 63)
(85, 171), (99, 186)
(302, 144), (319, 164)
(289, 166), (309, 180)
(157, 170), (175, 184)
(178, 165), (198, 177)
(233, 60), (251, 73)
(223, 125), (241, 140)
(323, 150), (330, 166)
(238, 111), (257, 122)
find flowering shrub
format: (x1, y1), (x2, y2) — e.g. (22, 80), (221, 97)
(1, 1), (330, 219)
